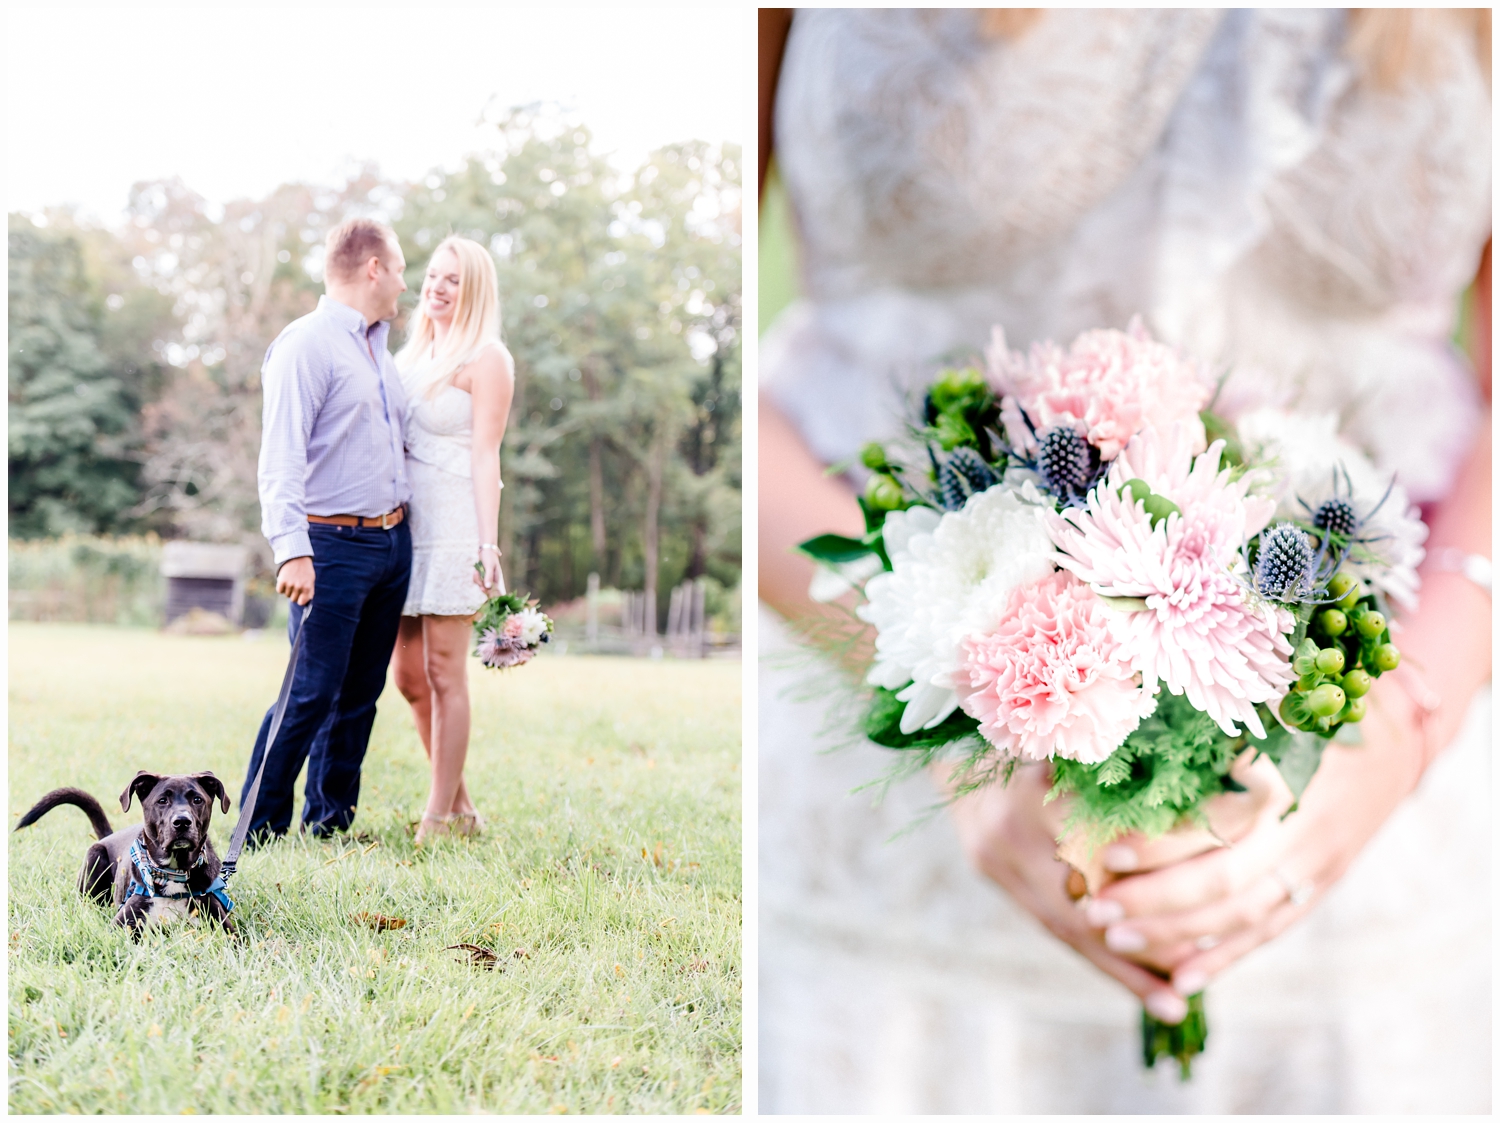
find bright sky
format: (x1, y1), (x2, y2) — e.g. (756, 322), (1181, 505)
(6, 4), (752, 223)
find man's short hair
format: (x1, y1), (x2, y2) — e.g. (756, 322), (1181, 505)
(325, 218), (397, 282)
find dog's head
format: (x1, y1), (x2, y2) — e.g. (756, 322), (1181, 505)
(120, 772), (231, 865)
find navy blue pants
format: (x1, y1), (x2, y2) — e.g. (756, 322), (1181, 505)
(240, 520), (411, 840)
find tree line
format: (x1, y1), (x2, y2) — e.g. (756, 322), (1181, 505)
(8, 107), (742, 627)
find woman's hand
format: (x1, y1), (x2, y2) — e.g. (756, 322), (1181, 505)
(475, 546), (502, 594)
(1089, 408), (1490, 997)
(947, 762), (1193, 1023)
(1088, 685), (1426, 997)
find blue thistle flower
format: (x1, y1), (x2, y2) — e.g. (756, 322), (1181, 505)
(1311, 497), (1357, 538)
(938, 447), (1000, 511)
(1253, 523), (1317, 602)
(1035, 424), (1100, 503)
(1299, 464), (1394, 549)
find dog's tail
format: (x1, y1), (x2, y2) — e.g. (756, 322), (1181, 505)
(14, 788), (114, 839)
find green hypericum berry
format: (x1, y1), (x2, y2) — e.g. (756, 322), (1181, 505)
(1329, 572), (1361, 610)
(1314, 647), (1345, 675)
(1280, 693), (1311, 726)
(930, 367), (988, 411)
(1318, 608), (1348, 636)
(1374, 643), (1401, 672)
(1123, 478), (1152, 504)
(860, 442), (888, 471)
(1355, 610), (1387, 638)
(1293, 653), (1317, 677)
(1340, 697), (1367, 724)
(1296, 671), (1320, 692)
(864, 474), (906, 512)
(1306, 684), (1346, 718)
(1340, 669), (1373, 699)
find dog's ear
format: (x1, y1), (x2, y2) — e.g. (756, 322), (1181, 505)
(119, 772), (161, 814)
(192, 773), (232, 814)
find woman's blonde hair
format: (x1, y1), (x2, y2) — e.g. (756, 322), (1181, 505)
(978, 9), (1491, 88)
(1347, 8), (1490, 89)
(395, 236), (503, 396)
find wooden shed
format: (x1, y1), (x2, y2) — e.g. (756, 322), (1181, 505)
(161, 541), (249, 627)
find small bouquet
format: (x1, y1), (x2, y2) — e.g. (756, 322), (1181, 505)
(472, 589), (552, 670)
(799, 319), (1423, 1078)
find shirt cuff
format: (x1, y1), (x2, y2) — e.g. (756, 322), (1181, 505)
(270, 530), (314, 566)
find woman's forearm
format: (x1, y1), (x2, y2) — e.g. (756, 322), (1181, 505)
(758, 396), (866, 626)
(1387, 418), (1492, 768)
(472, 447), (501, 546)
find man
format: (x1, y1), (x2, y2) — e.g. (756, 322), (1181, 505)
(241, 217), (411, 841)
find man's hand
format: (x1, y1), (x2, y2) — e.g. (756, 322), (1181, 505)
(276, 556), (315, 606)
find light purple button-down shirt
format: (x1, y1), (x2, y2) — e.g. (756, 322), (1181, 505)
(258, 296), (409, 565)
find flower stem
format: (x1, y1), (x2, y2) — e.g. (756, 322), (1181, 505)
(1141, 992), (1208, 1080)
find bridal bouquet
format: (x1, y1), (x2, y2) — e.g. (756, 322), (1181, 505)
(799, 319), (1423, 1077)
(472, 590), (552, 670)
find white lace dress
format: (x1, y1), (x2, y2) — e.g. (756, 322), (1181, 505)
(400, 351), (503, 617)
(760, 9), (1491, 1115)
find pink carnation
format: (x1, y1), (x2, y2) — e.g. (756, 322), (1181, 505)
(986, 317), (1210, 462)
(961, 572), (1156, 765)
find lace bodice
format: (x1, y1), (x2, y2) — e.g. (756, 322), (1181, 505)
(766, 9), (1490, 501)
(401, 354), (477, 480)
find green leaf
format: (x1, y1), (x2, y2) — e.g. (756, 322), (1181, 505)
(1094, 751), (1131, 787)
(795, 534), (876, 565)
(864, 685), (979, 751)
(1266, 730), (1324, 801)
(1249, 704), (1327, 802)
(1096, 594), (1151, 613)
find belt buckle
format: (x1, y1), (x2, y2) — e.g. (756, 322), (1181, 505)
(381, 508), (395, 531)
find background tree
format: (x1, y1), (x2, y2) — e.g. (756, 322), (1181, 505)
(7, 108), (741, 630)
(8, 215), (172, 537)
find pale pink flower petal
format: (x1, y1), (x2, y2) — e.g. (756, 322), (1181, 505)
(962, 572), (1156, 764)
(1047, 426), (1294, 739)
(987, 318), (1211, 462)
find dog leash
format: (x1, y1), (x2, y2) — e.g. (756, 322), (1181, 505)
(220, 601), (310, 880)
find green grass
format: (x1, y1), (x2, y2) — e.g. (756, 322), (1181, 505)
(7, 624), (741, 1114)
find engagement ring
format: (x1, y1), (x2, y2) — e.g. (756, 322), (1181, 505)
(1194, 935), (1219, 951)
(1273, 868), (1314, 906)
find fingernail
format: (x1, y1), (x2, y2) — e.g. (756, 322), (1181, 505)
(1084, 899), (1125, 927)
(1145, 991), (1188, 1024)
(1173, 970), (1209, 996)
(1103, 845), (1138, 871)
(1105, 925), (1147, 953)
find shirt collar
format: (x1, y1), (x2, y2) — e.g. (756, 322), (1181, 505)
(318, 294), (389, 346)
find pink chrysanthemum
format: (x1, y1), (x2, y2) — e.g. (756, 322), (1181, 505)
(961, 572), (1157, 765)
(1047, 426), (1294, 739)
(477, 627), (530, 669)
(987, 317), (1211, 462)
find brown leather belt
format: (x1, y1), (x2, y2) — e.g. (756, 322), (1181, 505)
(307, 504), (406, 530)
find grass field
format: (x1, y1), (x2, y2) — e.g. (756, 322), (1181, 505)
(7, 624), (741, 1115)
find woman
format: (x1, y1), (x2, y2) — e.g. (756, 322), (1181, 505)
(758, 9), (1490, 1114)
(391, 236), (515, 845)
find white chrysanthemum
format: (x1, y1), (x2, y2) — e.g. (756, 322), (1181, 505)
(513, 607), (552, 646)
(1236, 409), (1427, 611)
(857, 488), (1056, 733)
(807, 554), (884, 603)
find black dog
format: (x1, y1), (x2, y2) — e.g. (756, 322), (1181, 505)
(15, 773), (235, 936)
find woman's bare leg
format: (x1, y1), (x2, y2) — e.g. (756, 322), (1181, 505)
(421, 615), (474, 819)
(391, 615), (433, 757)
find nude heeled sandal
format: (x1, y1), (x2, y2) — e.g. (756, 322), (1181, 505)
(415, 812), (455, 846)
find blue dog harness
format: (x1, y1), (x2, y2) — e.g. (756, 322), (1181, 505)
(126, 837), (234, 912)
